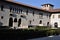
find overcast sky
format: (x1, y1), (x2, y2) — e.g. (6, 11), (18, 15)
(14, 0), (60, 9)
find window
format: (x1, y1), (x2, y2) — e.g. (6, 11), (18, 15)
(19, 9), (21, 13)
(33, 19), (34, 21)
(16, 8), (18, 13)
(29, 20), (31, 24)
(39, 20), (42, 24)
(46, 5), (48, 7)
(1, 5), (4, 11)
(26, 10), (28, 15)
(33, 11), (34, 16)
(58, 15), (60, 18)
(44, 5), (46, 7)
(21, 9), (22, 14)
(39, 13), (43, 18)
(49, 14), (51, 18)
(12, 8), (14, 12)
(14, 18), (17, 22)
(53, 15), (54, 18)
(1, 16), (3, 19)
(15, 8), (17, 12)
(21, 15), (26, 18)
(10, 14), (13, 16)
(10, 7), (12, 12)
(47, 14), (48, 18)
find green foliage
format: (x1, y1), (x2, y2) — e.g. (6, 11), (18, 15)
(35, 26), (50, 30)
(46, 29), (56, 36)
(1, 26), (60, 37)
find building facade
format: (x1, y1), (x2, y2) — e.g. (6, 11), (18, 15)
(0, 0), (60, 29)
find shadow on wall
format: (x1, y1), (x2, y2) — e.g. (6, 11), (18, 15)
(0, 22), (3, 26)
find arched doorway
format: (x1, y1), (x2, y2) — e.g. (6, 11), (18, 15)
(9, 17), (13, 27)
(18, 18), (21, 27)
(54, 22), (58, 28)
(14, 18), (17, 22)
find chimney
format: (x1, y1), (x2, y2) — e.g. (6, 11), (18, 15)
(41, 3), (54, 10)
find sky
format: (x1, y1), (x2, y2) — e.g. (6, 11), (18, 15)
(14, 0), (60, 9)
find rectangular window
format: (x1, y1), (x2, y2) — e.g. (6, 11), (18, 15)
(33, 19), (34, 21)
(16, 8), (18, 13)
(12, 8), (14, 12)
(39, 13), (43, 19)
(19, 9), (21, 13)
(47, 14), (48, 18)
(10, 7), (12, 12)
(33, 11), (34, 16)
(58, 15), (60, 18)
(1, 5), (4, 11)
(49, 14), (51, 19)
(53, 15), (54, 18)
(15, 8), (17, 13)
(29, 20), (31, 24)
(21, 9), (22, 14)
(18, 9), (22, 14)
(26, 10), (28, 15)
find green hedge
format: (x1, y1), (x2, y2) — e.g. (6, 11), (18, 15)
(0, 26), (60, 38)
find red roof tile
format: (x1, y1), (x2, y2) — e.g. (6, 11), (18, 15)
(2, 0), (60, 13)
(48, 9), (60, 13)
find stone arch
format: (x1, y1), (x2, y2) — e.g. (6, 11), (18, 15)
(39, 20), (42, 24)
(18, 18), (21, 27)
(47, 22), (49, 26)
(54, 22), (58, 28)
(14, 18), (17, 22)
(9, 17), (13, 27)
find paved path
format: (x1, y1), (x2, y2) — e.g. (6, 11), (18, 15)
(28, 35), (60, 40)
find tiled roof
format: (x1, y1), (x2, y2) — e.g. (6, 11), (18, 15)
(41, 3), (54, 7)
(2, 0), (60, 13)
(48, 9), (60, 13)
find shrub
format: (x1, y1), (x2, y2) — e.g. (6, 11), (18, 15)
(35, 26), (50, 30)
(46, 29), (56, 36)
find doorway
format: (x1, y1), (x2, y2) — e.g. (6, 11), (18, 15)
(54, 22), (58, 28)
(9, 17), (13, 27)
(18, 18), (21, 27)
(47, 22), (49, 26)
